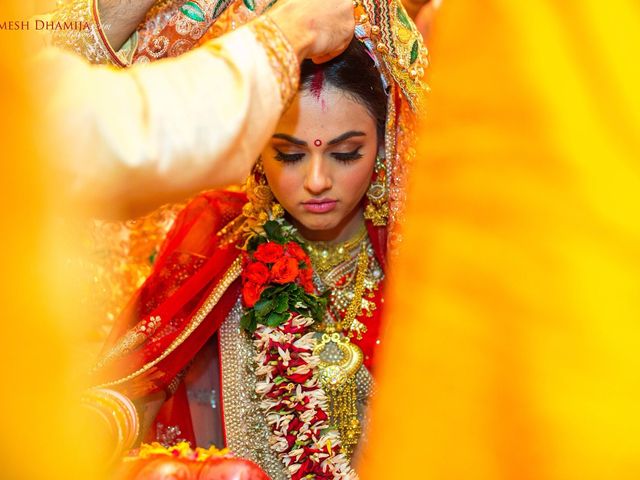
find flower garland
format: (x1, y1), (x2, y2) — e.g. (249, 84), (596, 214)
(240, 220), (358, 479)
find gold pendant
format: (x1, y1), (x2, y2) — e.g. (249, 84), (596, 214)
(314, 332), (364, 456)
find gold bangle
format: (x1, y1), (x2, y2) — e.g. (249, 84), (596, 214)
(249, 14), (300, 110)
(81, 388), (140, 463)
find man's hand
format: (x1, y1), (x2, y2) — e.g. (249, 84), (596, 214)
(269, 0), (355, 63)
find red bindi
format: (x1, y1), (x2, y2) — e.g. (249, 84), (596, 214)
(314, 139), (322, 147)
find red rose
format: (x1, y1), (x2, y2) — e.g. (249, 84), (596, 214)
(299, 267), (315, 293)
(244, 261), (270, 285)
(242, 281), (264, 307)
(254, 242), (285, 264)
(271, 257), (299, 284)
(285, 242), (308, 262)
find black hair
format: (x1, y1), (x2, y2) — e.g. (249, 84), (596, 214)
(299, 38), (387, 144)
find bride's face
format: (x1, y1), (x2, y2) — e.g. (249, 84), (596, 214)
(261, 86), (378, 241)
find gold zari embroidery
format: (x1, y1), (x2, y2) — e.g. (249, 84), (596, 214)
(49, 0), (118, 65)
(248, 15), (300, 109)
(96, 257), (242, 388)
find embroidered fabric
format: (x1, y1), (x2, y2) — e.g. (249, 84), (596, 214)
(247, 15), (300, 109)
(48, 0), (136, 65)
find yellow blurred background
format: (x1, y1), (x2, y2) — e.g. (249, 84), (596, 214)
(0, 1), (106, 478)
(362, 1), (640, 479)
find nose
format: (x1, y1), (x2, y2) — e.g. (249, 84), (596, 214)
(303, 154), (332, 195)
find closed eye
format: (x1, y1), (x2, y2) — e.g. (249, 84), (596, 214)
(331, 147), (364, 163)
(274, 149), (305, 163)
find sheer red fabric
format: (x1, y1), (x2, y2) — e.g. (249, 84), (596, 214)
(95, 191), (246, 398)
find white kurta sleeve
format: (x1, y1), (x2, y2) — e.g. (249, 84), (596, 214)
(35, 17), (299, 216)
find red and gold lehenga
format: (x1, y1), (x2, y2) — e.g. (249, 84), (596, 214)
(83, 1), (428, 478)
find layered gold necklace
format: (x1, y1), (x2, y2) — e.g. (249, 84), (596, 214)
(304, 224), (367, 276)
(303, 225), (382, 457)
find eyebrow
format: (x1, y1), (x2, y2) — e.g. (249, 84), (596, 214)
(272, 130), (367, 147)
(272, 133), (307, 146)
(327, 131), (366, 145)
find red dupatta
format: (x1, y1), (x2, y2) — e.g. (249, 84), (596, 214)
(93, 190), (247, 399)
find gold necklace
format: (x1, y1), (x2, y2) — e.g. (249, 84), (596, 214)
(315, 243), (370, 338)
(304, 225), (367, 276)
(312, 238), (371, 457)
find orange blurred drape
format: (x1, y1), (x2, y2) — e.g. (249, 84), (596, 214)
(0, 2), (105, 478)
(363, 1), (640, 479)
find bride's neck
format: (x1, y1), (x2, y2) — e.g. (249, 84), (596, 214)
(291, 206), (365, 244)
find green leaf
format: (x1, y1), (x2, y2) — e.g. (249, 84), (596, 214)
(272, 284), (290, 295)
(397, 5), (412, 29)
(243, 0), (256, 11)
(261, 286), (277, 297)
(263, 220), (287, 243)
(274, 293), (289, 314)
(247, 235), (267, 252)
(240, 311), (257, 332)
(306, 291), (329, 323)
(180, 1), (206, 22)
(254, 298), (274, 318)
(259, 285), (288, 303)
(410, 40), (419, 65)
(263, 220), (281, 238)
(266, 311), (288, 327)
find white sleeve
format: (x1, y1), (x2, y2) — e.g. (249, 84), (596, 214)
(35, 22), (297, 216)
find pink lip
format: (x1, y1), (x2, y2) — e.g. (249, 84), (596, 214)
(302, 199), (337, 213)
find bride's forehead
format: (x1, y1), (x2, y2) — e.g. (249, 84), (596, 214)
(279, 89), (374, 128)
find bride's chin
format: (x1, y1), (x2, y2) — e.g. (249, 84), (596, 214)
(289, 213), (342, 236)
(299, 218), (339, 233)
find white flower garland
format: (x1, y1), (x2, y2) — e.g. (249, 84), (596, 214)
(253, 314), (358, 480)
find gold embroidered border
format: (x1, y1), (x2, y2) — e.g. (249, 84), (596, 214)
(49, 0), (127, 66)
(93, 330), (147, 373)
(90, 0), (127, 66)
(249, 14), (300, 110)
(48, 0), (109, 64)
(95, 256), (242, 388)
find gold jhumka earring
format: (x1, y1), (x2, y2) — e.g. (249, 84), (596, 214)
(216, 160), (283, 245)
(242, 159), (284, 226)
(364, 155), (389, 226)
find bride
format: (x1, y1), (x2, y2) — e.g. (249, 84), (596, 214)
(88, 2), (427, 478)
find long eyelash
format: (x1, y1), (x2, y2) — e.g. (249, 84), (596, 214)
(331, 148), (364, 163)
(274, 149), (305, 163)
